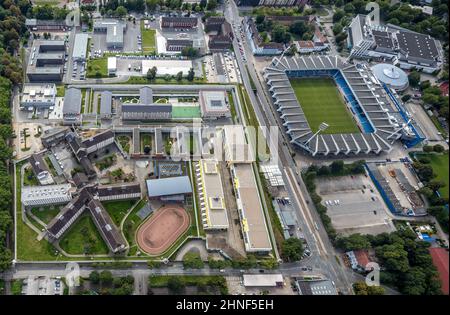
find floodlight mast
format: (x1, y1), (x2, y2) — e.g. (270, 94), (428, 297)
(273, 43), (294, 68)
(304, 122), (329, 145)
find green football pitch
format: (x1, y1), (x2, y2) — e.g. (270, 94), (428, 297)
(290, 78), (360, 134)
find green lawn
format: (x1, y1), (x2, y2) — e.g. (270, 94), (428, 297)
(140, 21), (156, 53)
(87, 57), (108, 78)
(23, 167), (39, 186)
(30, 206), (62, 225)
(117, 135), (131, 154)
(102, 199), (137, 226)
(56, 85), (65, 97)
(59, 215), (109, 255)
(423, 153), (449, 198)
(172, 106), (201, 119)
(290, 78), (360, 134)
(123, 199), (148, 255)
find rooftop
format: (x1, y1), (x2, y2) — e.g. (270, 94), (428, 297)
(146, 176), (193, 198)
(243, 274), (284, 287)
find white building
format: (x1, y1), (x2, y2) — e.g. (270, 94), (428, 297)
(20, 84), (56, 110)
(199, 90), (231, 120)
(107, 57), (117, 76)
(243, 274), (284, 287)
(21, 184), (72, 207)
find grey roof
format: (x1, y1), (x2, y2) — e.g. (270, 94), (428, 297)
(63, 88), (82, 114)
(96, 183), (141, 199)
(146, 176), (192, 198)
(100, 91), (112, 115)
(397, 31), (439, 61)
(139, 87), (153, 105)
(82, 130), (114, 149)
(73, 33), (89, 59)
(29, 153), (49, 176)
(264, 55), (400, 156)
(106, 23), (124, 45)
(297, 280), (337, 295)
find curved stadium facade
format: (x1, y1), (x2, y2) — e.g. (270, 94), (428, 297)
(264, 55), (420, 156)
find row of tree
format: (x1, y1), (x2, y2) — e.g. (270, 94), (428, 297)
(255, 16), (315, 44)
(336, 229), (442, 295)
(0, 0), (27, 272)
(146, 66), (195, 82)
(87, 271), (134, 295)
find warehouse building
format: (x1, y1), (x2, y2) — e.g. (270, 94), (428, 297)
(25, 19), (69, 31)
(99, 91), (113, 119)
(62, 88), (82, 125)
(22, 184), (72, 207)
(107, 57), (117, 76)
(20, 83), (56, 111)
(72, 33), (89, 61)
(93, 19), (126, 49)
(195, 160), (229, 230)
(347, 14), (442, 73)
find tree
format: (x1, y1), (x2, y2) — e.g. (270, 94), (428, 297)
(183, 252), (204, 269)
(206, 0), (217, 10)
(433, 144), (444, 153)
(146, 0), (158, 11)
(333, 9), (345, 23)
(408, 70), (421, 87)
(167, 277), (185, 293)
(401, 94), (411, 102)
(146, 66), (157, 80)
(353, 281), (384, 295)
(423, 145), (434, 153)
(115, 6), (127, 18)
(99, 270), (113, 285)
(176, 71), (183, 81)
(336, 234), (371, 251)
(187, 68), (195, 81)
(281, 237), (304, 262)
(330, 160), (344, 175)
(181, 46), (198, 58)
(89, 271), (100, 284)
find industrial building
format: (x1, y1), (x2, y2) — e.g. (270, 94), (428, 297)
(146, 176), (193, 202)
(27, 40), (66, 82)
(62, 88), (82, 125)
(347, 14), (442, 73)
(99, 91), (113, 119)
(264, 55), (425, 156)
(25, 19), (69, 32)
(21, 184), (72, 207)
(195, 160), (229, 230)
(93, 19), (126, 49)
(28, 153), (55, 185)
(107, 57), (117, 76)
(72, 33), (89, 61)
(199, 90), (231, 120)
(20, 83), (56, 111)
(141, 59), (193, 76)
(205, 17), (233, 52)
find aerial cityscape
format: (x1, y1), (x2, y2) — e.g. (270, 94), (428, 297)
(0, 0), (448, 300)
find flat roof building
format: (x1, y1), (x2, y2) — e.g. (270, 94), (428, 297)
(22, 184), (72, 207)
(161, 16), (198, 29)
(146, 176), (192, 201)
(27, 40), (65, 82)
(93, 19), (126, 49)
(107, 57), (117, 76)
(25, 19), (69, 31)
(199, 90), (231, 120)
(231, 163), (272, 252)
(196, 160), (229, 230)
(296, 279), (338, 295)
(243, 274), (284, 287)
(222, 125), (255, 164)
(63, 88), (82, 125)
(122, 104), (172, 121)
(73, 33), (89, 61)
(99, 91), (112, 118)
(20, 83), (56, 110)
(141, 59), (193, 76)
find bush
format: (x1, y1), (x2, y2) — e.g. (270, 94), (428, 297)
(183, 252), (204, 269)
(433, 144), (445, 153)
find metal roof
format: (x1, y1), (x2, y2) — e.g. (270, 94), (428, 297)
(63, 88), (82, 114)
(73, 33), (89, 60)
(146, 176), (192, 198)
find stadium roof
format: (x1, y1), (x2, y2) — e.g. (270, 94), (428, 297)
(146, 176), (192, 198)
(263, 55), (401, 156)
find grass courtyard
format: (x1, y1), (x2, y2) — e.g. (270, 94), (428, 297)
(418, 152), (449, 198)
(103, 199), (137, 226)
(140, 21), (156, 53)
(290, 78), (360, 134)
(87, 57), (108, 78)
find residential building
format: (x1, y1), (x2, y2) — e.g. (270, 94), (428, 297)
(244, 18), (284, 56)
(347, 14), (442, 73)
(122, 104), (172, 120)
(83, 130), (115, 154)
(29, 153), (54, 185)
(20, 83), (56, 111)
(21, 184), (72, 207)
(161, 16), (198, 29)
(296, 40), (327, 54)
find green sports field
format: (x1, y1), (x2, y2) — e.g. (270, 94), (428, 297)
(290, 78), (360, 134)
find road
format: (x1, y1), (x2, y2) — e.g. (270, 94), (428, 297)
(223, 1), (355, 294)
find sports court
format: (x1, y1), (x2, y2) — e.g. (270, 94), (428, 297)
(290, 78), (360, 134)
(136, 205), (190, 255)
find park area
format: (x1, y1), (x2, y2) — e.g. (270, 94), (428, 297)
(290, 78), (360, 134)
(417, 152), (449, 198)
(87, 57), (108, 78)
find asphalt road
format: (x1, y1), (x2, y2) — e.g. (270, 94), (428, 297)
(224, 0), (355, 294)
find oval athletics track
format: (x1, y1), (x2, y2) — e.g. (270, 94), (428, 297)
(136, 205), (190, 256)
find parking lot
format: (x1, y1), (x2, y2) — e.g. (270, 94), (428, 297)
(316, 174), (396, 236)
(226, 276), (294, 295)
(204, 52), (241, 84)
(22, 276), (64, 295)
(91, 20), (141, 54)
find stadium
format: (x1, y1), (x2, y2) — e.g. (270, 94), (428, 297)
(264, 55), (424, 156)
